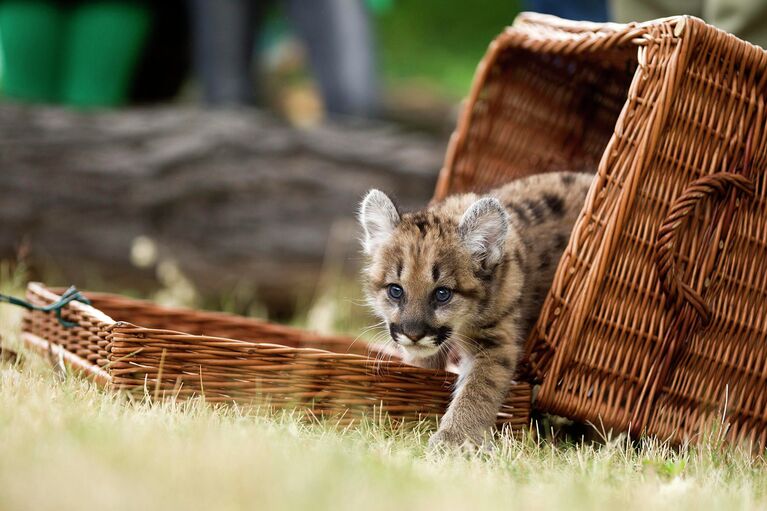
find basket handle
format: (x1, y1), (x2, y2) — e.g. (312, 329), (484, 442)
(654, 172), (755, 323)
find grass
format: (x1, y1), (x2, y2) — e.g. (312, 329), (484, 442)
(2, 264), (767, 510)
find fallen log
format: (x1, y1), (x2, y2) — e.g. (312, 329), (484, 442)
(0, 105), (443, 315)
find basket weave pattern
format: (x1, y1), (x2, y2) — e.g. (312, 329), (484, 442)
(22, 283), (531, 427)
(436, 13), (767, 448)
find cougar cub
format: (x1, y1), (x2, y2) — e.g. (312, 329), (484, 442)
(359, 172), (592, 447)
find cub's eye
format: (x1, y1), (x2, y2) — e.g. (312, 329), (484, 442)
(434, 287), (452, 304)
(387, 284), (404, 300)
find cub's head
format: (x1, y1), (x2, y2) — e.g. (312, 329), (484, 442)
(358, 189), (509, 360)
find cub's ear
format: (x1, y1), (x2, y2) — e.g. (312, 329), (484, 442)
(359, 189), (400, 255)
(458, 197), (508, 270)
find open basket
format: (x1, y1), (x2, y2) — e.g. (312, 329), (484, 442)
(20, 282), (531, 428)
(435, 13), (767, 449)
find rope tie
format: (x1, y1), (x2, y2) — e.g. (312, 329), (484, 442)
(0, 286), (91, 328)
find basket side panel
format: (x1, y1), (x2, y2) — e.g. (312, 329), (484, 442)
(644, 28), (767, 448)
(107, 324), (531, 427)
(434, 27), (637, 200)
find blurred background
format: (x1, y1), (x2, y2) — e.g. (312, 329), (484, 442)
(0, 0), (556, 126)
(1, 0), (761, 331)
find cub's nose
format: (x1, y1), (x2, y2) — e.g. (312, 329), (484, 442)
(401, 322), (427, 342)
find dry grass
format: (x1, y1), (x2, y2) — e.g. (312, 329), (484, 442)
(1, 263), (766, 511)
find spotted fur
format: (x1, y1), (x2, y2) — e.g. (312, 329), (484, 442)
(359, 171), (593, 448)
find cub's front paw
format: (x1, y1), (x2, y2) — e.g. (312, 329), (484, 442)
(428, 427), (482, 452)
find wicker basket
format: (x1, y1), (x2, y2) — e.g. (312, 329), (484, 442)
(436, 13), (767, 448)
(21, 283), (531, 427)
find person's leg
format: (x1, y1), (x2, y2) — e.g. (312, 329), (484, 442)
(704, 0), (767, 49)
(129, 0), (191, 103)
(190, 0), (261, 105)
(61, 1), (151, 107)
(284, 0), (378, 117)
(609, 0), (702, 22)
(0, 0), (64, 103)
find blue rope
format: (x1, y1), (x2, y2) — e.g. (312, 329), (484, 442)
(0, 286), (91, 328)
